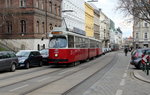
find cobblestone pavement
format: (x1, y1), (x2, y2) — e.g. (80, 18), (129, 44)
(83, 51), (150, 95)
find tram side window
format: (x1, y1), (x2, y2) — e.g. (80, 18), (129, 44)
(75, 36), (80, 48)
(85, 38), (89, 48)
(68, 35), (74, 48)
(90, 40), (95, 48)
(82, 38), (86, 48)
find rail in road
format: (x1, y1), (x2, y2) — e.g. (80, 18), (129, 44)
(26, 52), (117, 95)
(63, 52), (118, 95)
(0, 52), (117, 95)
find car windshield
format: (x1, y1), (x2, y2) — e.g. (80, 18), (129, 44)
(49, 37), (67, 48)
(16, 51), (30, 57)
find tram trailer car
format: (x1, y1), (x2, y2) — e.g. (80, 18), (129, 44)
(48, 27), (102, 65)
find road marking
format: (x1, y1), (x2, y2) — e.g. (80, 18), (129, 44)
(116, 89), (123, 95)
(123, 73), (127, 78)
(10, 84), (29, 92)
(38, 77), (51, 82)
(120, 79), (125, 86)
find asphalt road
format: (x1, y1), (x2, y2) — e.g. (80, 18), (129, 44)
(0, 51), (149, 95)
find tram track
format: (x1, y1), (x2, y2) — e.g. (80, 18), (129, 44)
(0, 52), (117, 95)
(63, 52), (118, 95)
(0, 68), (63, 88)
(0, 66), (53, 80)
(23, 52), (117, 95)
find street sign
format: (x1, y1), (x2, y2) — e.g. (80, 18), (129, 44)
(142, 55), (149, 64)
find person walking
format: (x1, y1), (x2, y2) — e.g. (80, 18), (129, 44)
(124, 48), (128, 56)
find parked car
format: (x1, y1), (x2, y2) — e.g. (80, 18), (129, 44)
(39, 49), (49, 65)
(141, 49), (150, 65)
(16, 50), (43, 69)
(130, 48), (150, 69)
(0, 51), (18, 72)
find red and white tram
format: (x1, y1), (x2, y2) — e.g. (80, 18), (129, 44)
(48, 27), (102, 65)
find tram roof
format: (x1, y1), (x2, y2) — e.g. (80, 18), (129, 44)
(51, 27), (101, 42)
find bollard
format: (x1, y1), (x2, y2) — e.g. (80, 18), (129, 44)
(146, 62), (149, 75)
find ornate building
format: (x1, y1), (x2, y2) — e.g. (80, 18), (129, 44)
(0, 0), (62, 51)
(133, 18), (150, 48)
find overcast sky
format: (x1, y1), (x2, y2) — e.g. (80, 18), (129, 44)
(86, 0), (133, 38)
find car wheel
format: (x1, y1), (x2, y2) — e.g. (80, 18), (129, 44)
(136, 62), (142, 69)
(39, 61), (43, 67)
(25, 62), (30, 69)
(138, 62), (143, 69)
(10, 63), (16, 72)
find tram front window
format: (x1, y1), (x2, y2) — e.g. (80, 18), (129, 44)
(49, 37), (67, 48)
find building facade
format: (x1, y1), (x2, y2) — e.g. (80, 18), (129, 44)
(115, 27), (123, 49)
(109, 19), (116, 49)
(133, 18), (150, 48)
(99, 10), (110, 48)
(85, 2), (94, 37)
(61, 0), (85, 34)
(94, 9), (100, 40)
(0, 0), (62, 51)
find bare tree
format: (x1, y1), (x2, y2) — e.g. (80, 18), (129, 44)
(117, 0), (150, 24)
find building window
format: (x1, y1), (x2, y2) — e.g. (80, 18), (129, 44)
(136, 33), (138, 39)
(6, 0), (12, 7)
(145, 22), (148, 27)
(49, 23), (53, 30)
(42, 22), (45, 33)
(36, 21), (39, 33)
(20, 0), (26, 7)
(20, 20), (26, 33)
(6, 21), (12, 33)
(55, 4), (57, 15)
(49, 1), (52, 12)
(58, 6), (61, 16)
(36, 0), (39, 8)
(144, 32), (148, 39)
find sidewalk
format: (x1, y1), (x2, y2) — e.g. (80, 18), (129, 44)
(133, 70), (150, 83)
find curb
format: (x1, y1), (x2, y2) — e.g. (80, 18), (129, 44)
(133, 70), (150, 83)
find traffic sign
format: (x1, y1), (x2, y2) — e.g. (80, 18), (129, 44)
(142, 55), (149, 64)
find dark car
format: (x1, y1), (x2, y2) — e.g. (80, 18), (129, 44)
(16, 50), (43, 69)
(130, 48), (150, 69)
(39, 49), (49, 65)
(0, 51), (18, 72)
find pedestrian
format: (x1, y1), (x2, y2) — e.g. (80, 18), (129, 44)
(124, 48), (128, 56)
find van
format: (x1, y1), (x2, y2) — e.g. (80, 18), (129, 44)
(0, 51), (18, 72)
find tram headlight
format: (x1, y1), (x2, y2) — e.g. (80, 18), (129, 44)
(55, 54), (58, 57)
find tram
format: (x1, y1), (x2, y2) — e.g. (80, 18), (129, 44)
(48, 27), (102, 65)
